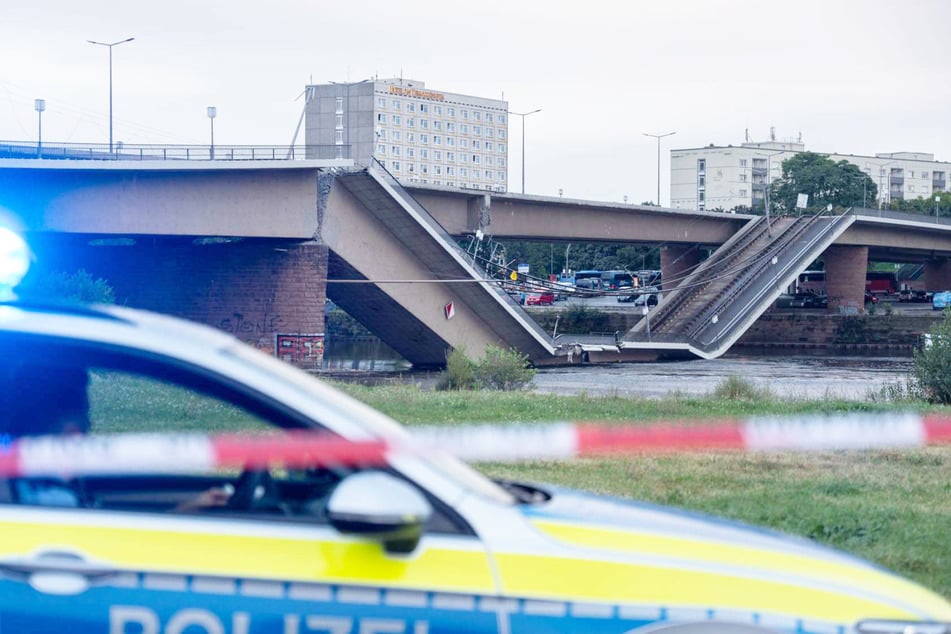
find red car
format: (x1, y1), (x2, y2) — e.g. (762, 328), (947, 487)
(525, 291), (555, 306)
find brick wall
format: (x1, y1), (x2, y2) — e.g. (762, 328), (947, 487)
(823, 245), (868, 315)
(31, 238), (329, 369)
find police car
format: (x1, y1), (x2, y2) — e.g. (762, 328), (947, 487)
(0, 226), (950, 634)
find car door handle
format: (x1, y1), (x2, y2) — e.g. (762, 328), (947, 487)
(0, 550), (119, 595)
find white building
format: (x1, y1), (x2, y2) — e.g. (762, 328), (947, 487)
(305, 78), (509, 192)
(670, 134), (950, 212)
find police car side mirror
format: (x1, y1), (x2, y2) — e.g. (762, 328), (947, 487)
(326, 472), (432, 554)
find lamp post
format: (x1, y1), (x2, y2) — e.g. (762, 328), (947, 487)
(753, 149), (784, 235)
(508, 108), (541, 194)
(87, 37), (135, 155)
(643, 131), (676, 206)
(207, 106), (217, 160)
(34, 99), (45, 157)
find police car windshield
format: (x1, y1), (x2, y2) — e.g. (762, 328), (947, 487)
(223, 344), (516, 505)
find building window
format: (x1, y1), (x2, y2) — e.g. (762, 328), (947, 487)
(499, 114), (506, 124)
(377, 98), (386, 108)
(461, 124), (469, 135)
(433, 120), (442, 131)
(739, 173), (747, 182)
(434, 105), (442, 115)
(472, 155), (480, 164)
(433, 136), (442, 145)
(420, 134), (429, 144)
(392, 99), (400, 109)
(447, 151), (455, 161)
(473, 111), (481, 122)
(435, 165), (442, 175)
(447, 166), (455, 176)
(407, 118), (415, 128)
(421, 164), (429, 174)
(335, 98), (343, 114)
(473, 126), (482, 136)
(698, 159), (706, 173)
(460, 139), (469, 149)
(407, 163), (414, 172)
(739, 189), (747, 197)
(434, 151), (442, 161)
(447, 137), (455, 147)
(420, 119), (429, 129)
(377, 144), (386, 155)
(391, 146), (400, 156)
(909, 171), (915, 178)
(377, 113), (387, 124)
(392, 161), (401, 171)
(473, 140), (481, 150)
(922, 172), (929, 179)
(498, 171), (505, 181)
(393, 130), (401, 141)
(447, 122), (456, 133)
(393, 115), (401, 125)
(473, 169), (481, 178)
(499, 157), (505, 167)
(420, 104), (429, 113)
(486, 156), (494, 166)
(406, 103), (416, 112)
(421, 149), (429, 159)
(498, 130), (506, 140)
(377, 129), (386, 140)
(499, 143), (506, 153)
(335, 115), (343, 129)
(447, 107), (455, 117)
(406, 132), (415, 143)
(407, 148), (415, 158)
(485, 142), (494, 152)
(461, 168), (468, 177)
(485, 128), (494, 138)
(739, 159), (747, 167)
(462, 110), (469, 119)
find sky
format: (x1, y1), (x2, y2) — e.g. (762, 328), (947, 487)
(2, 0), (950, 206)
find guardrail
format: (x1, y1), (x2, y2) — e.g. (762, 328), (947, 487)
(0, 140), (350, 161)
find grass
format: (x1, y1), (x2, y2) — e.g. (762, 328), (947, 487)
(84, 373), (951, 598)
(332, 382), (951, 599)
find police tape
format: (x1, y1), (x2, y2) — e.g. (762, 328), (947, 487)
(2, 411), (951, 476)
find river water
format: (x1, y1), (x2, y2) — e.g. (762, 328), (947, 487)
(530, 355), (913, 400)
(324, 339), (913, 401)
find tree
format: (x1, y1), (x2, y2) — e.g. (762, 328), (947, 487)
(888, 190), (951, 216)
(768, 152), (877, 214)
(911, 312), (951, 403)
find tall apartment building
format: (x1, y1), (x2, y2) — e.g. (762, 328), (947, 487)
(304, 78), (509, 192)
(670, 135), (950, 212)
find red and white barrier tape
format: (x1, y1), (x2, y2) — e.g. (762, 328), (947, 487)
(2, 412), (951, 477)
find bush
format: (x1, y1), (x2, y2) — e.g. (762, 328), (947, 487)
(911, 312), (951, 403)
(473, 346), (536, 391)
(438, 345), (536, 391)
(711, 375), (773, 401)
(18, 269), (115, 304)
(436, 347), (476, 391)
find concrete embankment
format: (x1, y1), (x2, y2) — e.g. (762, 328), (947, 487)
(527, 306), (943, 357)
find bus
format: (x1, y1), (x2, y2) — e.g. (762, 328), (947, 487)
(796, 270), (898, 296)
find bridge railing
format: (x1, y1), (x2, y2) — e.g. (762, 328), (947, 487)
(0, 140), (349, 161)
(852, 206), (951, 227)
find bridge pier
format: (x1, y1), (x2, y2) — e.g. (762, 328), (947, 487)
(924, 258), (951, 292)
(28, 237), (329, 369)
(823, 245), (867, 314)
(660, 245), (701, 290)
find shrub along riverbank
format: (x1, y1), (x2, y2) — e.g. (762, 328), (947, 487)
(333, 382), (951, 599)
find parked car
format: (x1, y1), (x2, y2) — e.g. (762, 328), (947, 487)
(933, 290), (951, 310)
(619, 285), (662, 306)
(789, 292), (819, 308)
(525, 290), (555, 306)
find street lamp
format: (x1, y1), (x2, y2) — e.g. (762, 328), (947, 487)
(753, 149), (784, 236)
(643, 131), (676, 206)
(207, 106), (217, 160)
(508, 108), (541, 194)
(34, 99), (45, 157)
(87, 37), (135, 155)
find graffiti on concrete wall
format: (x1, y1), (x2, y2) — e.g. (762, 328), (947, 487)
(276, 333), (325, 367)
(218, 312), (286, 337)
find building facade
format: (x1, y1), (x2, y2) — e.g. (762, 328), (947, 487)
(304, 78), (509, 192)
(670, 137), (950, 212)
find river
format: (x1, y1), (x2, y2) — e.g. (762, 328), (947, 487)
(323, 339), (913, 400)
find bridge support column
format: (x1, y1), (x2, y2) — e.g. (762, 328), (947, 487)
(33, 238), (329, 369)
(924, 258), (951, 292)
(823, 245), (867, 314)
(660, 245), (700, 290)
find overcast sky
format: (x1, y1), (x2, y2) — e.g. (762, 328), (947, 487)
(2, 0), (949, 205)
